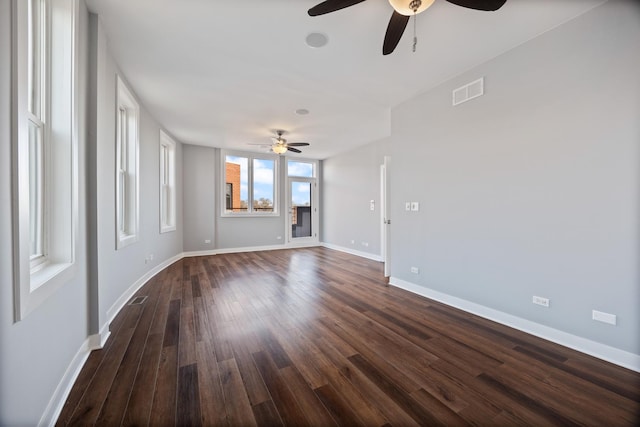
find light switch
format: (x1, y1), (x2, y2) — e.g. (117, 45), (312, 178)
(370, 200), (375, 211)
(405, 202), (411, 211)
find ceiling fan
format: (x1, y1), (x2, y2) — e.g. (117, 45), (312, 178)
(307, 0), (507, 55)
(249, 130), (310, 154)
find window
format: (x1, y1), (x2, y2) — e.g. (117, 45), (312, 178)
(28, 0), (47, 269)
(159, 131), (176, 233)
(13, 0), (77, 320)
(116, 76), (139, 248)
(223, 152), (278, 216)
(287, 160), (315, 178)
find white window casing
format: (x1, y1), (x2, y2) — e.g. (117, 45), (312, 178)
(115, 75), (139, 249)
(13, 0), (78, 320)
(159, 130), (176, 233)
(221, 150), (279, 217)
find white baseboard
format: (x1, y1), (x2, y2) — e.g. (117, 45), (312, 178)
(183, 242), (323, 258)
(389, 277), (640, 372)
(39, 337), (93, 427)
(87, 323), (111, 351)
(322, 242), (383, 262)
(105, 253), (183, 329)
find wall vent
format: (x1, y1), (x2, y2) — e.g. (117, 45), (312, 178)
(452, 77), (484, 106)
(128, 295), (148, 305)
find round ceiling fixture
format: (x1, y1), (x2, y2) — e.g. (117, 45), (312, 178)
(305, 32), (328, 48)
(388, 0), (435, 16)
(295, 108), (310, 116)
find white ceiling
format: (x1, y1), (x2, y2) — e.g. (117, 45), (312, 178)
(87, 0), (606, 159)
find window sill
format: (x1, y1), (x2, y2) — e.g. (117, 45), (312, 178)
(221, 212), (280, 218)
(117, 233), (138, 250)
(30, 261), (73, 292)
(160, 225), (176, 234)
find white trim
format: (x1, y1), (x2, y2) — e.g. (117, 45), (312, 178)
(322, 242), (383, 262)
(115, 74), (139, 250)
(38, 335), (92, 427)
(88, 325), (111, 350)
(388, 277), (640, 372)
(159, 130), (176, 233)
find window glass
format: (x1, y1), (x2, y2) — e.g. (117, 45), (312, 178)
(224, 153), (277, 215)
(225, 155), (249, 213)
(287, 160), (314, 177)
(253, 159), (275, 212)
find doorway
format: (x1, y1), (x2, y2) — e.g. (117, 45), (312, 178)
(287, 177), (318, 244)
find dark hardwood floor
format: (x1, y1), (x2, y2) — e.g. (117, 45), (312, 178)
(57, 247), (640, 426)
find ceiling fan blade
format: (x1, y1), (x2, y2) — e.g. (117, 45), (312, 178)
(308, 0), (367, 16)
(287, 147), (303, 153)
(287, 143), (310, 147)
(383, 11), (410, 55)
(445, 0), (507, 11)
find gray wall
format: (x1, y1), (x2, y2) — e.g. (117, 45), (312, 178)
(322, 138), (390, 257)
(183, 144), (216, 251)
(389, 0), (639, 354)
(0, 1), (91, 423)
(92, 16), (184, 330)
(182, 145), (290, 251)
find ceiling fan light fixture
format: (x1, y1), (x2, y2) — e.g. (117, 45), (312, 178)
(388, 0), (435, 16)
(272, 144), (287, 154)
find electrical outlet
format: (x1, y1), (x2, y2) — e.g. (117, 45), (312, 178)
(362, 242), (369, 247)
(350, 239), (355, 245)
(410, 267), (419, 274)
(204, 239), (211, 244)
(276, 236), (282, 240)
(532, 296), (550, 307)
(411, 202), (420, 212)
(592, 310), (616, 325)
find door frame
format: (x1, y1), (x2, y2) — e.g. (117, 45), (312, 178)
(381, 156), (391, 277)
(286, 176), (319, 246)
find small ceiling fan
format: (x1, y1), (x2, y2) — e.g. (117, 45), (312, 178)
(249, 130), (310, 154)
(308, 0), (507, 55)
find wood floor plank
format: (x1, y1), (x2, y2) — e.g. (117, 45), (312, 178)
(219, 357), (258, 426)
(195, 340), (227, 426)
(65, 305), (143, 425)
(58, 248), (640, 426)
(149, 344), (178, 426)
(251, 350), (310, 426)
(177, 363), (202, 427)
(121, 332), (164, 426)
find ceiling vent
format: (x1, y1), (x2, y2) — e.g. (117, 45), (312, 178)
(452, 77), (484, 106)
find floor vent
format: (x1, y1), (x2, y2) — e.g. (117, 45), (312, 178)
(453, 77), (484, 106)
(129, 296), (148, 305)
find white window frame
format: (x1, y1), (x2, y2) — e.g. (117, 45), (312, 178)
(287, 159), (316, 178)
(115, 75), (139, 249)
(221, 150), (279, 217)
(159, 130), (176, 233)
(12, 0), (78, 321)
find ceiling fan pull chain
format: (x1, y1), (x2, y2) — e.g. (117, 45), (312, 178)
(412, 13), (417, 52)
(410, 0), (421, 53)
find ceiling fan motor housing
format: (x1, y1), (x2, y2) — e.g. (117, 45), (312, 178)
(389, 0), (435, 15)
